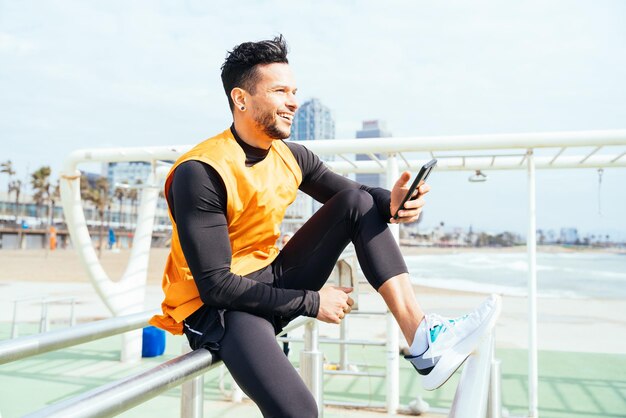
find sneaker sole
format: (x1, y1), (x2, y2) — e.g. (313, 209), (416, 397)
(422, 294), (502, 391)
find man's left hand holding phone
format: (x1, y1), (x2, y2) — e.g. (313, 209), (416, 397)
(389, 170), (432, 224)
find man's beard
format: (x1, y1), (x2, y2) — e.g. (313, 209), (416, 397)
(254, 110), (291, 140)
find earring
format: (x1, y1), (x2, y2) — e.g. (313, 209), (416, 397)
(240, 106), (245, 111)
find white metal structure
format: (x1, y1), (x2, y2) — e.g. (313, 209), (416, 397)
(60, 129), (626, 416)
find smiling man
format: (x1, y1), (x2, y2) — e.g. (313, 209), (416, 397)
(150, 35), (501, 418)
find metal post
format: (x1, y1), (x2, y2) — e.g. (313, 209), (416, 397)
(69, 298), (76, 327)
(181, 341), (204, 418)
(231, 380), (244, 403)
(527, 149), (539, 417)
(488, 359), (502, 418)
(11, 301), (19, 339)
(488, 334), (502, 418)
(385, 153), (400, 414)
(40, 299), (49, 333)
(339, 317), (348, 370)
(300, 320), (324, 417)
(449, 333), (494, 417)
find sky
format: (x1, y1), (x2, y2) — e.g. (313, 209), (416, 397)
(1, 0), (625, 238)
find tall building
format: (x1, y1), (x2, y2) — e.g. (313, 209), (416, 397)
(290, 98), (335, 141)
(285, 98), (336, 230)
(106, 162), (152, 192)
(355, 120), (391, 188)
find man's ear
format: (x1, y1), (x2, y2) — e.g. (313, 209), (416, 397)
(231, 87), (247, 111)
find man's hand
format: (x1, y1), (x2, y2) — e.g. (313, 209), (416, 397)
(316, 286), (354, 324)
(390, 170), (431, 224)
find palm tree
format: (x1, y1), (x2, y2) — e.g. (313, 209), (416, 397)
(50, 180), (60, 226)
(31, 166), (52, 219)
(8, 179), (22, 223)
(114, 182), (128, 229)
(82, 176), (111, 257)
(127, 179), (143, 227)
(1, 160), (16, 196)
(8, 179), (23, 247)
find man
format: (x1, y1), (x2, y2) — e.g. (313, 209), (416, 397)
(280, 233), (292, 249)
(150, 35), (501, 418)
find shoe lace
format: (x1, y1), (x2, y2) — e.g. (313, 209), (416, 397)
(426, 313), (461, 356)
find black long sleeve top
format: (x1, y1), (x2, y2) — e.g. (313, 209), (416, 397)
(167, 126), (392, 319)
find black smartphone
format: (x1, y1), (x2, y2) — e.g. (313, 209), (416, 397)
(392, 158), (437, 220)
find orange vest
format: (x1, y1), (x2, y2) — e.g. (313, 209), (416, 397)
(150, 128), (302, 334)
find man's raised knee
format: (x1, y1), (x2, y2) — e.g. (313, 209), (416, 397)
(336, 188), (375, 213)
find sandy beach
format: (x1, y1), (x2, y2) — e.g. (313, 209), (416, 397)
(1, 247), (625, 355)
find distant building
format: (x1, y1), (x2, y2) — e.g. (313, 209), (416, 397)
(290, 98), (335, 141)
(106, 162), (152, 193)
(285, 98), (336, 229)
(559, 228), (580, 244)
(355, 120), (391, 188)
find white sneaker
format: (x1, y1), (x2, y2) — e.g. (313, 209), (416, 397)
(404, 294), (502, 390)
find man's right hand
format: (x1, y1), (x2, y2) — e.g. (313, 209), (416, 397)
(316, 286), (354, 324)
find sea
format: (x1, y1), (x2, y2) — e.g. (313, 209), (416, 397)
(400, 251), (626, 299)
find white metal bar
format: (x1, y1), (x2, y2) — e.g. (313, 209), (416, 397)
(301, 320), (324, 417)
(339, 317), (348, 370)
(488, 359), (502, 418)
(398, 152), (411, 169)
(336, 153), (358, 167)
(549, 147), (566, 165)
(386, 153), (400, 414)
(519, 154), (527, 166)
(449, 334), (494, 417)
(325, 400), (386, 409)
(59, 130), (626, 166)
(276, 316), (314, 337)
(527, 149), (539, 418)
(325, 155), (626, 174)
(10, 301), (18, 339)
(70, 298), (76, 327)
(366, 152), (385, 168)
(24, 348), (220, 418)
(323, 370), (386, 378)
(276, 337), (385, 346)
(0, 310), (157, 365)
(39, 300), (49, 333)
(181, 341), (204, 418)
(579, 146), (602, 163)
(610, 151), (626, 163)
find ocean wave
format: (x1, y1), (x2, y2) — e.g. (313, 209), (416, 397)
(409, 276), (590, 299)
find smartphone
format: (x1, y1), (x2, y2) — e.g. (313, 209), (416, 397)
(392, 158), (437, 220)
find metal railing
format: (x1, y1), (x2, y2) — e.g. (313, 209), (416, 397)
(21, 316), (316, 418)
(0, 310), (157, 365)
(23, 347), (221, 418)
(2, 303), (502, 418)
(11, 296), (77, 338)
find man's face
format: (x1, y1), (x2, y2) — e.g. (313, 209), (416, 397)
(247, 63), (299, 140)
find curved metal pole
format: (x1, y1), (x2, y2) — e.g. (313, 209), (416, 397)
(59, 162), (168, 362)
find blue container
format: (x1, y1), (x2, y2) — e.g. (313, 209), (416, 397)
(142, 326), (166, 357)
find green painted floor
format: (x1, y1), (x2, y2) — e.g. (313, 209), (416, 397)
(1, 324), (625, 418)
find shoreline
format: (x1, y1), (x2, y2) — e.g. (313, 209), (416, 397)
(0, 245), (623, 284)
(0, 246), (624, 355)
(400, 244), (626, 255)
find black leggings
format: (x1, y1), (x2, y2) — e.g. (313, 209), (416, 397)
(206, 189), (406, 418)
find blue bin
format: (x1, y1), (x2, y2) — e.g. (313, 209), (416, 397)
(142, 326), (166, 357)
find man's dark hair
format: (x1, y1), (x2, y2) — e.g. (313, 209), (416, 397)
(221, 35), (289, 112)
